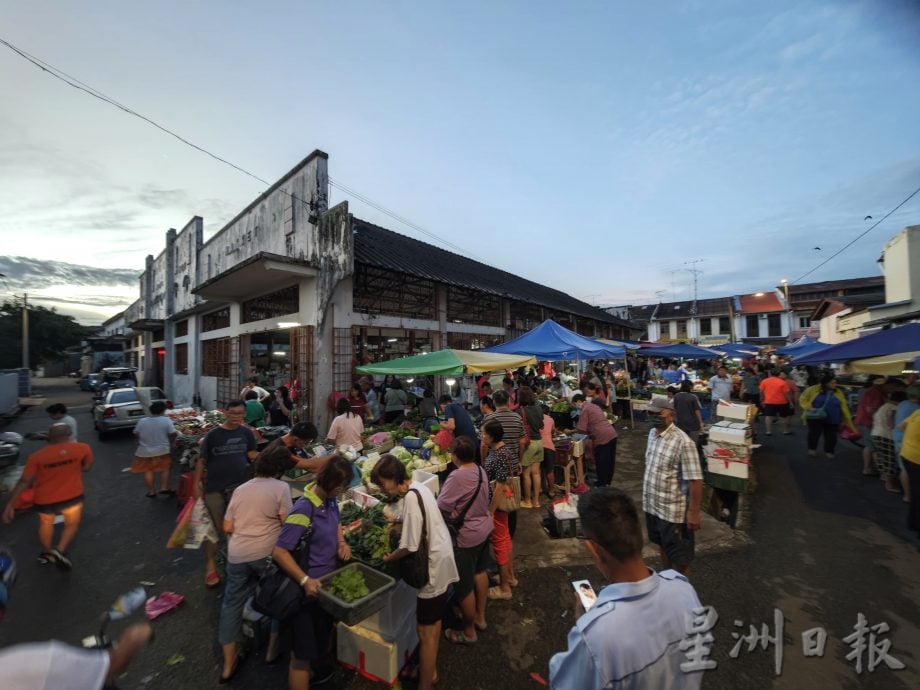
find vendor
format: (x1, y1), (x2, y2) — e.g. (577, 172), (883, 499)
(439, 395), (477, 444)
(326, 398), (364, 451)
(549, 376), (573, 400)
(570, 393), (618, 489)
(419, 389), (440, 432)
(661, 363), (683, 385)
(273, 422), (327, 472)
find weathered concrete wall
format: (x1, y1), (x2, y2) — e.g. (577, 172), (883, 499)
(174, 217), (204, 315)
(198, 152), (329, 281)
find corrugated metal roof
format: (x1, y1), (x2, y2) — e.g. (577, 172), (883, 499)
(352, 218), (635, 328)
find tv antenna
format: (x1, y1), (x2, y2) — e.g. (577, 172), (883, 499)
(683, 259), (704, 314)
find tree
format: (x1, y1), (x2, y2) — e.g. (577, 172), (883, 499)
(0, 300), (93, 370)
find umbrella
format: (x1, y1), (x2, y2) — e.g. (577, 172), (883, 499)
(356, 349), (537, 376)
(793, 323), (920, 365)
(849, 351), (920, 375)
(484, 320), (626, 359)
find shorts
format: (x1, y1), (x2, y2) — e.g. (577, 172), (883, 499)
(34, 496), (84, 515)
(542, 448), (556, 475)
(763, 404), (791, 418)
(521, 440), (543, 468)
(417, 589), (451, 625)
(203, 492), (228, 537)
(452, 538), (492, 599)
(858, 427), (875, 450)
(286, 600), (334, 662)
(131, 454), (172, 473)
(645, 512), (695, 566)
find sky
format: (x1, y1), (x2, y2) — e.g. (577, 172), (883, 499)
(1, 0), (919, 325)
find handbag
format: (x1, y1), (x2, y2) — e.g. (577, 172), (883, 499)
(490, 450), (521, 513)
(442, 467), (483, 545)
(398, 489), (430, 589)
(252, 501), (314, 621)
(805, 392), (832, 420)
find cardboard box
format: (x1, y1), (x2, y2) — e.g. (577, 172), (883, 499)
(715, 400), (755, 422)
(337, 618), (419, 687)
(703, 441), (752, 462)
(708, 421), (753, 445)
(359, 580), (417, 641)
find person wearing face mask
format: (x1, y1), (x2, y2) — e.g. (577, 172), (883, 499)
(642, 397), (703, 578)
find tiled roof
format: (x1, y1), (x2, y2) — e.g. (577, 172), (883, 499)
(653, 300), (694, 319)
(737, 292), (784, 314)
(781, 276), (884, 294)
(352, 219), (636, 329)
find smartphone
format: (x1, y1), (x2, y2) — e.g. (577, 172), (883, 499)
(572, 580), (597, 610)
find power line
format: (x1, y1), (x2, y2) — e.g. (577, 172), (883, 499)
(791, 184), (920, 285)
(0, 36), (482, 261)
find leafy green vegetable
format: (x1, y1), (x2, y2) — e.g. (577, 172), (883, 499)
(328, 569), (370, 603)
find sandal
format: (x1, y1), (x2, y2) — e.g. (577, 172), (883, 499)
(488, 586), (512, 600)
(444, 628), (477, 644)
(475, 621), (488, 632)
(146, 492), (156, 498)
(205, 571), (221, 587)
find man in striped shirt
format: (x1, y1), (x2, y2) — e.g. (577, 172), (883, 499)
(642, 397), (703, 577)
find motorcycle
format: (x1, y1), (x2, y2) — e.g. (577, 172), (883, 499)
(0, 432), (22, 470)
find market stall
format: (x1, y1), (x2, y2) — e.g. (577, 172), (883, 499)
(792, 323), (920, 367)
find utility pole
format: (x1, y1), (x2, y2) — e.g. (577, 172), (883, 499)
(22, 292), (29, 370)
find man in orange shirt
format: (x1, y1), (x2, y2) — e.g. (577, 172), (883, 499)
(2, 423), (93, 570)
(759, 370), (793, 436)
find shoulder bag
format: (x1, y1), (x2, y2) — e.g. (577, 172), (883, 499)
(398, 489), (430, 589)
(805, 392), (832, 421)
(442, 467), (483, 545)
(251, 501), (314, 620)
(490, 451), (521, 513)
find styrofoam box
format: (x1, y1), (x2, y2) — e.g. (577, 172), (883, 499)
(337, 618), (419, 686)
(359, 580), (417, 641)
(412, 469), (440, 496)
(344, 487), (381, 509)
(703, 441), (752, 461)
(715, 401), (755, 422)
(704, 447), (750, 480)
(708, 421), (752, 445)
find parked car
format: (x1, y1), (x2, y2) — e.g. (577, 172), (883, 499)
(92, 387), (171, 439)
(78, 373), (100, 392)
(94, 367), (139, 397)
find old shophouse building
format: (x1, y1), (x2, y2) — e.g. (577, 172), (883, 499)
(121, 150), (636, 429)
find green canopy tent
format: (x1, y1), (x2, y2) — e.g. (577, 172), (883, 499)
(356, 349), (537, 377)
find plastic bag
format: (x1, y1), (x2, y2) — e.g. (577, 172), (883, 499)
(145, 591), (185, 620)
(185, 498), (218, 549)
(166, 498), (195, 549)
(840, 426), (862, 442)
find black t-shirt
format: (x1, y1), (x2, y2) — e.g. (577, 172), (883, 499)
(200, 426), (257, 492)
(445, 403), (477, 441)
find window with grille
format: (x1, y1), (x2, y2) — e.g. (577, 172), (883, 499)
(718, 316), (730, 334)
(746, 315), (760, 337)
(175, 343), (188, 375)
(241, 285), (299, 323)
(700, 319), (712, 336)
(202, 307), (230, 332)
(175, 320), (189, 337)
(202, 338), (230, 377)
(768, 313), (782, 337)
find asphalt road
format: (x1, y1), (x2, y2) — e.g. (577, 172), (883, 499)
(1, 379), (918, 690)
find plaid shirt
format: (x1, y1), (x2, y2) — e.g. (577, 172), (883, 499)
(643, 424), (703, 524)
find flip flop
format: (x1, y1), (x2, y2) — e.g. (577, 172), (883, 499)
(158, 489), (176, 496)
(146, 492), (156, 498)
(205, 571), (221, 587)
(474, 621), (488, 632)
(488, 586), (512, 600)
(219, 653), (245, 684)
(444, 628), (477, 644)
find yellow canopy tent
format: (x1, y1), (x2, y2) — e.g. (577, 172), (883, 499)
(848, 351), (920, 376)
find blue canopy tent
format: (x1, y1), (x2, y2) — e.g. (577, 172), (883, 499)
(792, 323), (920, 365)
(776, 336), (829, 357)
(707, 343), (760, 358)
(484, 319), (627, 360)
(639, 342), (724, 358)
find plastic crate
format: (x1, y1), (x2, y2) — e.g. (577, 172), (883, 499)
(318, 562), (396, 626)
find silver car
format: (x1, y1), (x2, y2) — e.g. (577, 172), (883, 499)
(92, 387), (170, 439)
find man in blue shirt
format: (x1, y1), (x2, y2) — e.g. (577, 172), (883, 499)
(661, 363), (683, 385)
(549, 488), (705, 690)
(439, 395), (477, 443)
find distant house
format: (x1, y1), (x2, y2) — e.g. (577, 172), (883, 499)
(780, 276), (885, 341)
(732, 292), (788, 346)
(810, 293), (886, 343)
(604, 304), (656, 341)
(864, 225), (920, 330)
(635, 297), (733, 344)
